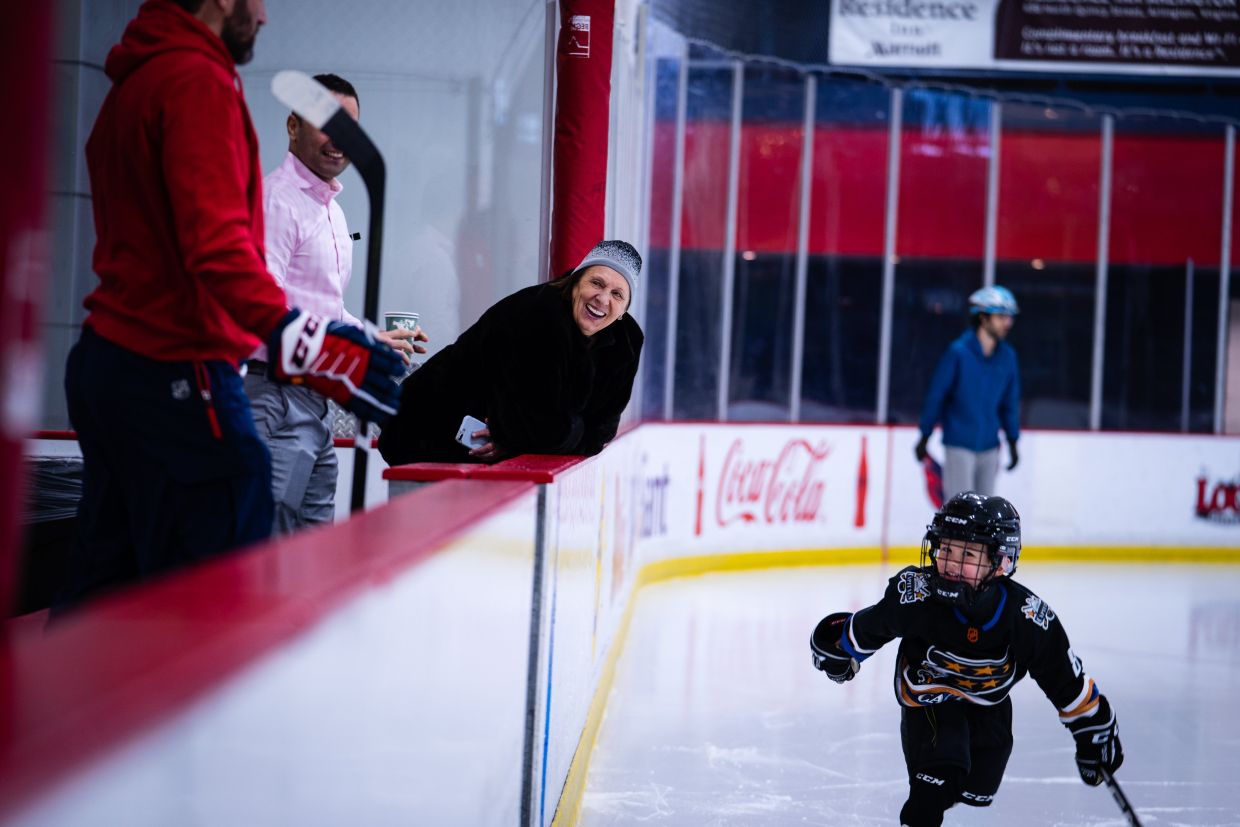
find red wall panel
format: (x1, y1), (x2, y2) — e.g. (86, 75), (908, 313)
(736, 124), (802, 252)
(649, 121), (1231, 267)
(896, 130), (988, 260)
(997, 132), (1101, 263)
(1111, 134), (1226, 267)
(679, 122), (731, 250)
(808, 127), (888, 257)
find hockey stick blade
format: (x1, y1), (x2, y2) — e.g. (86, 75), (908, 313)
(271, 71), (385, 194)
(272, 70), (339, 129)
(1100, 767), (1143, 827)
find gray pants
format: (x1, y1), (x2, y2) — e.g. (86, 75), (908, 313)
(244, 368), (337, 534)
(943, 446), (1000, 500)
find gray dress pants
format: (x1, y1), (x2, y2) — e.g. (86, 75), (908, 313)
(943, 446), (1000, 499)
(244, 366), (337, 534)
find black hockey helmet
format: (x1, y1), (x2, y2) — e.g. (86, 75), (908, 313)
(921, 492), (1021, 607)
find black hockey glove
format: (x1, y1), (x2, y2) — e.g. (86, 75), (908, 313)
(268, 309), (403, 425)
(1006, 438), (1019, 471)
(914, 434), (929, 463)
(1066, 693), (1123, 786)
(810, 612), (859, 684)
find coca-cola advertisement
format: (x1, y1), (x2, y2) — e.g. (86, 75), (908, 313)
(711, 437), (830, 528)
(630, 424), (1240, 567)
(681, 426), (885, 550)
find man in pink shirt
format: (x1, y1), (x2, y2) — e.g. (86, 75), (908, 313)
(246, 73), (425, 533)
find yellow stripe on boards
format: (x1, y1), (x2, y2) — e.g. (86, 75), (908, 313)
(550, 575), (640, 827)
(1019, 547), (1240, 564)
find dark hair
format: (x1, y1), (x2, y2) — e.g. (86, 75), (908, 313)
(548, 269), (584, 307)
(313, 73), (359, 107)
(549, 266), (579, 290)
(168, 0), (207, 12)
(971, 312), (986, 330)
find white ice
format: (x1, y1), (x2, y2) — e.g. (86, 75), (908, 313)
(580, 563), (1240, 826)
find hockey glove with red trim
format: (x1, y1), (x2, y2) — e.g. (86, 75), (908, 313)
(810, 612), (859, 683)
(268, 309), (403, 424)
(1066, 693), (1123, 786)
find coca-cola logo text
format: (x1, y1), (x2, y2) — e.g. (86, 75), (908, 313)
(715, 438), (830, 527)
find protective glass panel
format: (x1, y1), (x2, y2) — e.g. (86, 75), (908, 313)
(727, 65), (806, 421)
(244, 0), (547, 355)
(994, 102), (1102, 430)
(641, 56), (684, 422)
(800, 77), (889, 423)
(671, 57), (733, 420)
(1104, 116), (1227, 432)
(43, 0), (548, 430)
(887, 90), (992, 425)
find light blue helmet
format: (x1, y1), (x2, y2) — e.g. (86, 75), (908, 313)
(968, 285), (1019, 316)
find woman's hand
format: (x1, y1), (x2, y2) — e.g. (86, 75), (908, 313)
(467, 422), (504, 462)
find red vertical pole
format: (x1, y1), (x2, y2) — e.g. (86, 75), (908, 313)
(0, 4), (54, 616)
(548, 0), (615, 279)
(854, 435), (868, 528)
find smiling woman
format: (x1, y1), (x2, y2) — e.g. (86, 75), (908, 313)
(571, 266), (630, 337)
(378, 241), (645, 464)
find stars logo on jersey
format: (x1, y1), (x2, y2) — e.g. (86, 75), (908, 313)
(901, 648), (1015, 706)
(897, 570), (930, 604)
(1021, 595), (1056, 630)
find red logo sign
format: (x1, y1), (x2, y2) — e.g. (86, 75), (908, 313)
(713, 438), (830, 527)
(1196, 475), (1240, 524)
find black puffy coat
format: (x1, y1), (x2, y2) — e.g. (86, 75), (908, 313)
(378, 283), (643, 464)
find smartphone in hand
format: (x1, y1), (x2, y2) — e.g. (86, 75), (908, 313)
(455, 415), (488, 450)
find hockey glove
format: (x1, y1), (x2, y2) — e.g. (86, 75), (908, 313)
(1006, 439), (1019, 471)
(914, 435), (929, 463)
(810, 612), (859, 683)
(268, 309), (403, 425)
(1066, 693), (1123, 786)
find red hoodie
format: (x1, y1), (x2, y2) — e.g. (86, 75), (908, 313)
(83, 0), (288, 364)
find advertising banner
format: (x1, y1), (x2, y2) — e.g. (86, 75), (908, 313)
(828, 0), (1240, 76)
(633, 423), (891, 563)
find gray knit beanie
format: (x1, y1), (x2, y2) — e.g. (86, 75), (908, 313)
(572, 240), (642, 298)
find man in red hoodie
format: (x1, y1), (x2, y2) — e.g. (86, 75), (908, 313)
(57, 0), (403, 610)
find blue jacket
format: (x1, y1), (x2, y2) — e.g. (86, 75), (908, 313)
(919, 330), (1020, 452)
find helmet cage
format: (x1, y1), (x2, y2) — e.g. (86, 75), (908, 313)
(921, 493), (1021, 607)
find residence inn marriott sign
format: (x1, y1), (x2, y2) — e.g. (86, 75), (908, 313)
(828, 0), (1240, 75)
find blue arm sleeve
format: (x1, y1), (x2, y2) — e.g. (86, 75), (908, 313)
(919, 348), (958, 437)
(999, 350), (1021, 442)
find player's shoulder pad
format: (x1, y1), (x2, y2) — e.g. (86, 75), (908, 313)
(889, 565), (932, 606)
(1007, 579), (1058, 631)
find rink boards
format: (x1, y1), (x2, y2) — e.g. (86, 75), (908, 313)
(6, 423), (1239, 825)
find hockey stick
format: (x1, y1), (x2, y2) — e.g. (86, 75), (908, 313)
(272, 71), (387, 514)
(1100, 767), (1143, 827)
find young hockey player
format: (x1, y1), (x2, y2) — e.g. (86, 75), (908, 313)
(810, 492), (1124, 826)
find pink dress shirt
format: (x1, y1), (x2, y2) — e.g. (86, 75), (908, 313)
(253, 152), (360, 360)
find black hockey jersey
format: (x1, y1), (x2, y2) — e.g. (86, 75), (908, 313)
(840, 566), (1102, 726)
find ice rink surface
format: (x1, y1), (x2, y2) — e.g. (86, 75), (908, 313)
(580, 563), (1240, 826)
